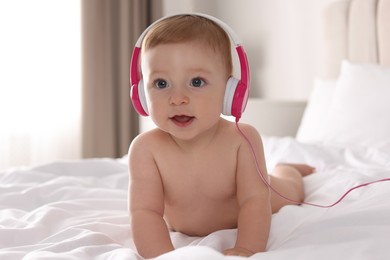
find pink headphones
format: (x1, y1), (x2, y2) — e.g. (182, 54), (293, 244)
(130, 13), (250, 121)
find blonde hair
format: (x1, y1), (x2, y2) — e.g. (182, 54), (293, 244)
(141, 14), (233, 76)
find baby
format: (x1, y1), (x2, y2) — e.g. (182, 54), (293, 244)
(128, 14), (314, 258)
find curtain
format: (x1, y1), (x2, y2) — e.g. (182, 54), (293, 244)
(81, 0), (161, 158)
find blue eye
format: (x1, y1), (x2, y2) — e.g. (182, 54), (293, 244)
(154, 79), (168, 89)
(191, 77), (205, 88)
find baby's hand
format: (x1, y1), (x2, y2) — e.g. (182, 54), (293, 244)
(223, 247), (254, 257)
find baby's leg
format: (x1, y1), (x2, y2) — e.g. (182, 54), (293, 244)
(269, 164), (315, 213)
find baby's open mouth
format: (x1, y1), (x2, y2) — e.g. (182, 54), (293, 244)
(170, 115), (195, 126)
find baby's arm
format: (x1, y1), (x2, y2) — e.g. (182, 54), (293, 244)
(128, 135), (174, 258)
(225, 124), (272, 256)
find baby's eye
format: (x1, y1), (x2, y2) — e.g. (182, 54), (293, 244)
(154, 79), (168, 89)
(190, 77), (205, 88)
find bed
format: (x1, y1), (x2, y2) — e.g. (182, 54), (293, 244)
(1, 0), (390, 259)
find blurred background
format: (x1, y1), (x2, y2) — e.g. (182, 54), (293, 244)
(0, 0), (337, 169)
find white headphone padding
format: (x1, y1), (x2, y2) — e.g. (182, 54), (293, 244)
(138, 79), (149, 115)
(223, 77), (239, 116)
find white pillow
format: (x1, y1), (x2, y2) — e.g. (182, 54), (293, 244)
(296, 78), (336, 142)
(321, 60), (390, 151)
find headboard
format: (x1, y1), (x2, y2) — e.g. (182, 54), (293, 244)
(322, 0), (390, 79)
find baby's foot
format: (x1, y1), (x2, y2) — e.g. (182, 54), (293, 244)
(277, 163), (315, 177)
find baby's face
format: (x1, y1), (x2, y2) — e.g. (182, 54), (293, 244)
(141, 41), (228, 141)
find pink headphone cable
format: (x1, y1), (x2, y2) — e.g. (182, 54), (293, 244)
(235, 121), (390, 208)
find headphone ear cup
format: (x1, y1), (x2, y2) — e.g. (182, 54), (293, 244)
(223, 76), (249, 119)
(223, 77), (239, 116)
(231, 80), (249, 119)
(130, 79), (149, 116)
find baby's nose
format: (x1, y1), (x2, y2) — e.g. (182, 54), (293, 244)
(169, 88), (189, 105)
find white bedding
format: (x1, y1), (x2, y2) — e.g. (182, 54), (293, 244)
(1, 137), (390, 259)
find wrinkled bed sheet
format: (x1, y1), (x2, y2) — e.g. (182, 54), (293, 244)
(1, 137), (390, 259)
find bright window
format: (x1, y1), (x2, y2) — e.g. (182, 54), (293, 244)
(0, 0), (81, 169)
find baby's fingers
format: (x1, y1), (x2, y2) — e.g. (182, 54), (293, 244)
(223, 247), (253, 257)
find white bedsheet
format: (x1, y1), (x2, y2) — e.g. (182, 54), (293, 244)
(1, 137), (390, 259)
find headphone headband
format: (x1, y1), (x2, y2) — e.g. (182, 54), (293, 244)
(134, 13), (243, 48)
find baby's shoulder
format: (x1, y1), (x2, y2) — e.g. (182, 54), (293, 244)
(221, 119), (261, 140)
(129, 128), (169, 154)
